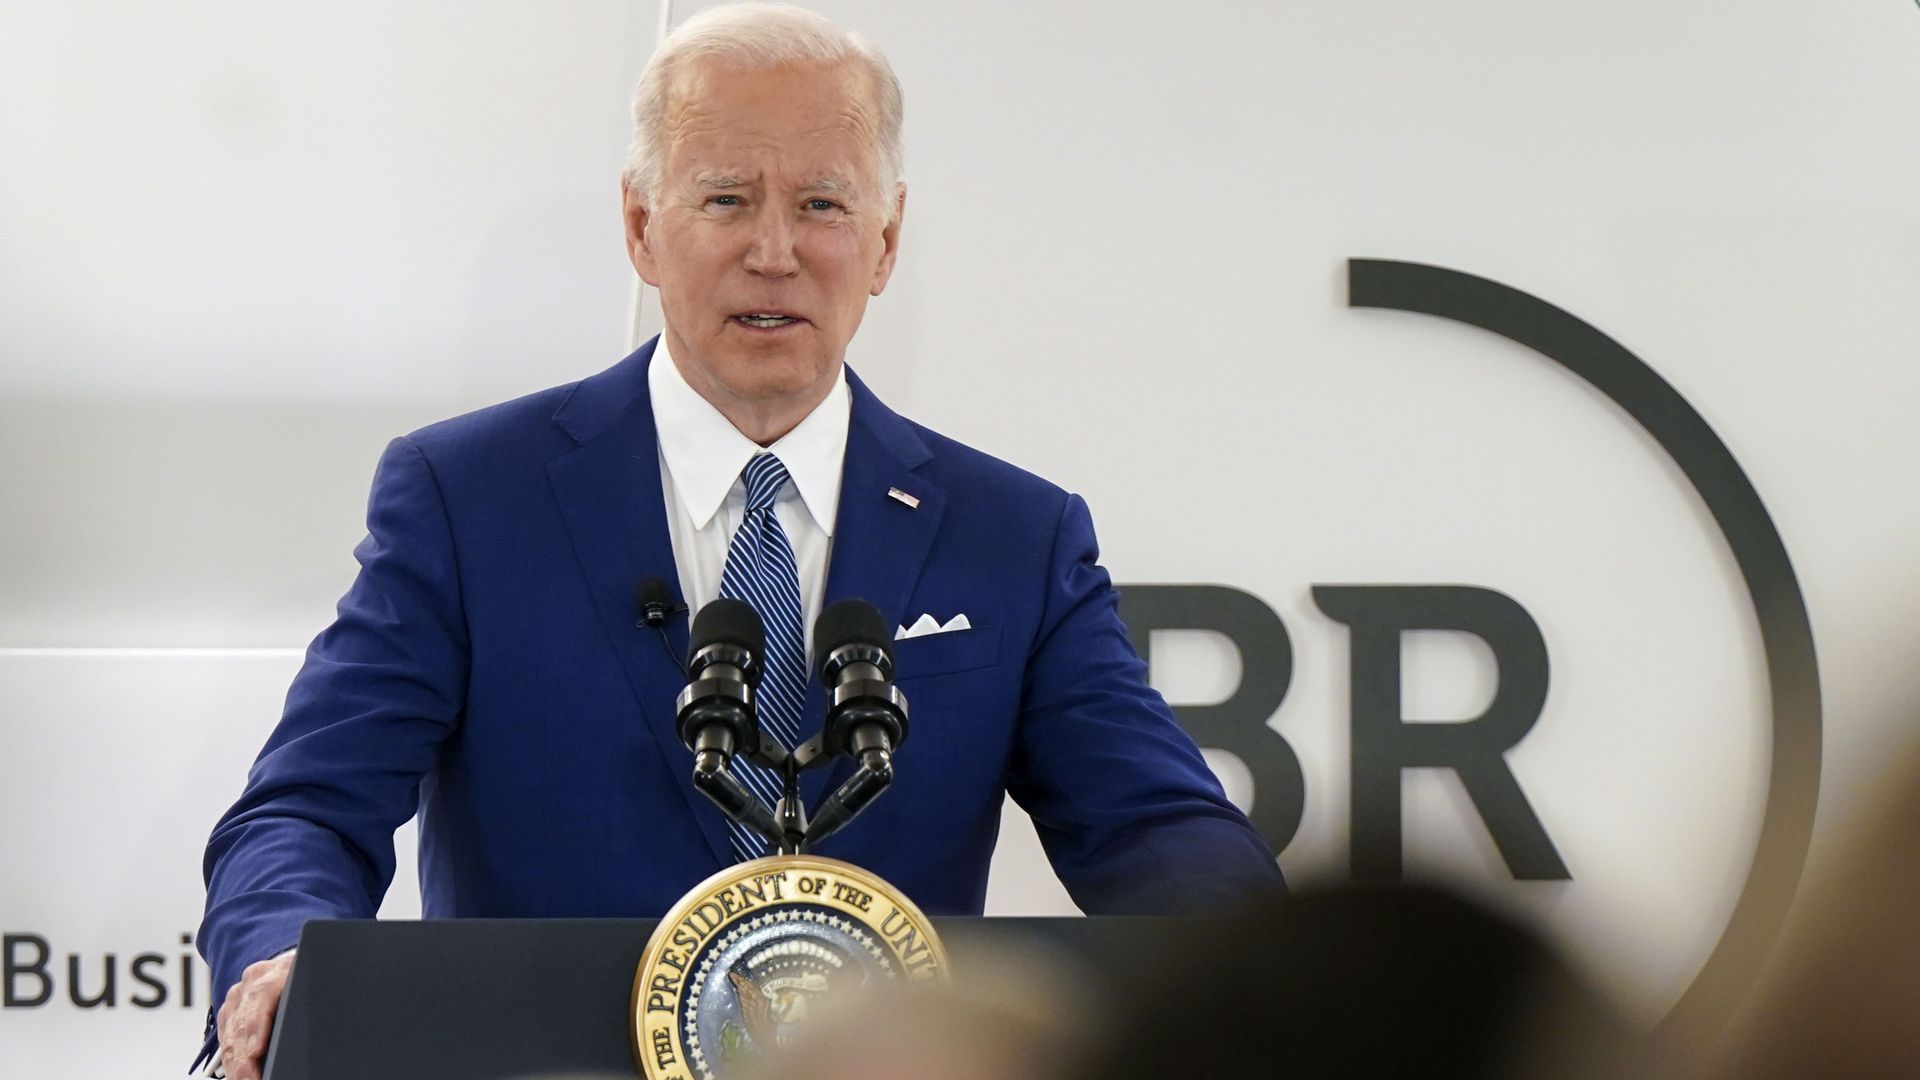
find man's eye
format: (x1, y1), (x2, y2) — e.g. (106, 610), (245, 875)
(709, 195), (742, 207)
(806, 199), (841, 212)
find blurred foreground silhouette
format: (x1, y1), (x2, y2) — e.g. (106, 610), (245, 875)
(740, 737), (1920, 1080)
(1067, 883), (1636, 1080)
(1687, 741), (1920, 1080)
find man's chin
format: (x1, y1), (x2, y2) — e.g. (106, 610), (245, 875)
(715, 362), (836, 408)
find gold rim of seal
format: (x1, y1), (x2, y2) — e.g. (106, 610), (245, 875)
(629, 855), (949, 1080)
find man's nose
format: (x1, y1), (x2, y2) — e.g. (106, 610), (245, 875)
(742, 210), (800, 277)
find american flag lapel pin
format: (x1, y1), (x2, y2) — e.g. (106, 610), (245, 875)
(887, 487), (921, 509)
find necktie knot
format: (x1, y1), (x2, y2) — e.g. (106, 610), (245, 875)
(742, 453), (790, 514)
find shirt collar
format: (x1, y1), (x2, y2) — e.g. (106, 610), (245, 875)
(649, 334), (850, 536)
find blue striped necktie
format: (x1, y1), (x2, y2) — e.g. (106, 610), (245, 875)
(718, 453), (807, 861)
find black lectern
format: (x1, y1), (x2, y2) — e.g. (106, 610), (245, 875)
(261, 917), (1155, 1080)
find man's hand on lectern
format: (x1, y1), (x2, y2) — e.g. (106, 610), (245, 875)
(216, 950), (296, 1080)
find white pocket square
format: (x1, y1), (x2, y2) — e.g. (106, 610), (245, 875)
(895, 613), (971, 640)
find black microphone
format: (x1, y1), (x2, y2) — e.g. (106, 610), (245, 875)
(675, 598), (765, 769)
(803, 599), (909, 848)
(676, 599), (784, 845)
(635, 577), (690, 675)
(633, 578), (687, 628)
(817, 599), (910, 761)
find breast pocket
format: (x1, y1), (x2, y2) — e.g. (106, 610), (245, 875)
(890, 625), (1002, 680)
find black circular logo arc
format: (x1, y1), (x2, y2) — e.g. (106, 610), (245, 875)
(1347, 258), (1821, 1037)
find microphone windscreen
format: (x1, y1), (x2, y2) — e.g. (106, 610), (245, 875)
(814, 598), (892, 675)
(636, 577), (673, 615)
(689, 598), (766, 665)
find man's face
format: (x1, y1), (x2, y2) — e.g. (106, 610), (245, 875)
(625, 58), (904, 428)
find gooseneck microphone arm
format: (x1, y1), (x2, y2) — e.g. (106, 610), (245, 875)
(692, 753), (783, 843)
(799, 748), (891, 851)
(801, 600), (909, 851)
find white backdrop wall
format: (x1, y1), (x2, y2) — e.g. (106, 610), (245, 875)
(4, 2), (1919, 1075)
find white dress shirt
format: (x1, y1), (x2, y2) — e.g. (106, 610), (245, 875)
(650, 336), (849, 660)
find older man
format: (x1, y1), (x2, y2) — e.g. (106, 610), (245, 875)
(198, 5), (1281, 1077)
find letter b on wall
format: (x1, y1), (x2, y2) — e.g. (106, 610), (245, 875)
(1120, 585), (1306, 854)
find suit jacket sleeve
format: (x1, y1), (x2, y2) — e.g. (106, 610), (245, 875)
(1004, 493), (1284, 913)
(199, 435), (469, 1003)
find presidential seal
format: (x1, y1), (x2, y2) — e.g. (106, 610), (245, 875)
(632, 856), (948, 1080)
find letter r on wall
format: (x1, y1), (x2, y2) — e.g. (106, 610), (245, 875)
(1314, 584), (1569, 881)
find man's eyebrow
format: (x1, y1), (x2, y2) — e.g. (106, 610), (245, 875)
(691, 174), (857, 197)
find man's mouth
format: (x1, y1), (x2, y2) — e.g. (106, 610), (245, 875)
(733, 313), (805, 329)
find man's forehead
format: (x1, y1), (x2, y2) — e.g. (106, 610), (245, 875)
(672, 51), (872, 97)
(663, 56), (879, 138)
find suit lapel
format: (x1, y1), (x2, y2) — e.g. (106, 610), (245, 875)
(804, 371), (946, 810)
(546, 340), (732, 868)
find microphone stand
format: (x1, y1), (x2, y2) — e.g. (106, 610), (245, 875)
(775, 756), (807, 856)
(683, 600), (906, 856)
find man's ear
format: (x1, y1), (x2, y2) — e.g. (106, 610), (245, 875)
(623, 182), (663, 286)
(869, 184), (907, 297)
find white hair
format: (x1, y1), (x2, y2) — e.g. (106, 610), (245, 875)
(623, 3), (905, 222)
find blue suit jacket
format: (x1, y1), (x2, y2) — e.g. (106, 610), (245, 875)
(199, 339), (1280, 1008)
